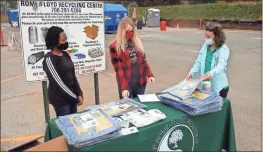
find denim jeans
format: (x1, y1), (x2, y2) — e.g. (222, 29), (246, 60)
(220, 86), (229, 98)
(52, 103), (77, 117)
(118, 82), (146, 99)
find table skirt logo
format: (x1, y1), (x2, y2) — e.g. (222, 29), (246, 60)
(152, 117), (199, 152)
(168, 129), (183, 150)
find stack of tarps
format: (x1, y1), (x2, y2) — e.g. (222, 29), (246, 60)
(56, 98), (148, 148)
(158, 79), (223, 116)
(55, 109), (121, 148)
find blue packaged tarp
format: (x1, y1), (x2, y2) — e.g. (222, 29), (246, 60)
(158, 89), (223, 116)
(104, 4), (128, 34)
(56, 109), (121, 148)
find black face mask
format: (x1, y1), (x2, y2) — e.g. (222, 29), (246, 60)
(57, 42), (69, 50)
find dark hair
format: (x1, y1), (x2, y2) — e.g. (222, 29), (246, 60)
(45, 26), (64, 50)
(204, 22), (226, 48)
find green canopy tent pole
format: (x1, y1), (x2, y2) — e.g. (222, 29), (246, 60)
(94, 73), (100, 105)
(42, 81), (50, 123)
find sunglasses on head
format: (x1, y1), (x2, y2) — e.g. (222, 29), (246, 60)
(126, 30), (134, 32)
(205, 23), (216, 32)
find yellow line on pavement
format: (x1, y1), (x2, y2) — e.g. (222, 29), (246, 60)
(104, 72), (115, 77)
(1, 133), (44, 143)
(1, 75), (24, 83)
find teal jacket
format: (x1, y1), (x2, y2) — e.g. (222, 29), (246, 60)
(189, 43), (230, 93)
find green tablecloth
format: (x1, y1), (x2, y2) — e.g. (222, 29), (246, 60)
(44, 98), (236, 152)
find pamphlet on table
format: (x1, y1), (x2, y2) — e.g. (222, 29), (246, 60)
(138, 94), (160, 102)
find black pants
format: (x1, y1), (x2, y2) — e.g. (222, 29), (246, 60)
(219, 86), (229, 98)
(118, 82), (146, 99)
(52, 103), (77, 117)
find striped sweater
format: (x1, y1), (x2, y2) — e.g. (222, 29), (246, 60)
(42, 51), (83, 106)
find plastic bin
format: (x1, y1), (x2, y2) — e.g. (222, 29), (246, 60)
(7, 9), (19, 27)
(104, 4), (128, 34)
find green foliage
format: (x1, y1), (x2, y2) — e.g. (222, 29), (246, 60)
(3, 1), (17, 9)
(128, 2), (262, 20)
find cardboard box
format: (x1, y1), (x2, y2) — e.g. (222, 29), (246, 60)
(25, 136), (68, 152)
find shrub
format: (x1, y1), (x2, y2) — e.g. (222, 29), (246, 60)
(128, 2), (262, 20)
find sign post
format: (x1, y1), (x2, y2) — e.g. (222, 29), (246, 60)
(94, 73), (100, 105)
(19, 1), (105, 122)
(42, 81), (50, 123)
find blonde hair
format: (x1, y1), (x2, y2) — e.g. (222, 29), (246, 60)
(115, 17), (144, 53)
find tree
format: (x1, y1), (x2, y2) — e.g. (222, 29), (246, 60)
(3, 0), (17, 9)
(169, 129), (183, 148)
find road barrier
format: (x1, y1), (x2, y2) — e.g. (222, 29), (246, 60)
(0, 25), (7, 46)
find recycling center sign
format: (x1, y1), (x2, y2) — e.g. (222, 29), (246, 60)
(19, 1), (105, 82)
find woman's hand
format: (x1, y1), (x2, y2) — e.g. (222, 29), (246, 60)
(148, 77), (155, 83)
(77, 96), (84, 106)
(185, 73), (192, 80)
(203, 73), (212, 81)
(122, 90), (129, 98)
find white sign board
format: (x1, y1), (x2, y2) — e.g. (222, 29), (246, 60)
(19, 1), (105, 82)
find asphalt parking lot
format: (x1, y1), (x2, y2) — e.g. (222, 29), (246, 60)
(1, 23), (262, 151)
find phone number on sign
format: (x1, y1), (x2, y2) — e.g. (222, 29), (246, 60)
(51, 7), (82, 13)
(33, 72), (45, 76)
(75, 64), (102, 74)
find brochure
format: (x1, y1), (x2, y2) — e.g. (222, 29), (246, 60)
(138, 94), (160, 102)
(86, 98), (147, 117)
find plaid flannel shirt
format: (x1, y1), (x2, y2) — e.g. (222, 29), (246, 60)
(109, 41), (154, 92)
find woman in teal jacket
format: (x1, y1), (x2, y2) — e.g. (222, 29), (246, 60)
(185, 22), (230, 98)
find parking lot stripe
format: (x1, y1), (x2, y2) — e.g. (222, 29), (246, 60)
(169, 48), (199, 53)
(170, 55), (193, 61)
(252, 37), (261, 40)
(1, 57), (22, 62)
(1, 75), (24, 83)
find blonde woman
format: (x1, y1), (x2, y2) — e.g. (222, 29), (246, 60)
(109, 17), (155, 99)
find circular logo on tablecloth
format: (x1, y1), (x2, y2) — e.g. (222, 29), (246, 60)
(152, 117), (199, 152)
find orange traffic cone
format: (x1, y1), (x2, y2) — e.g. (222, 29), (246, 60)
(0, 25), (7, 46)
(200, 18), (204, 30)
(132, 8), (137, 24)
(176, 24), (180, 31)
(132, 8), (136, 19)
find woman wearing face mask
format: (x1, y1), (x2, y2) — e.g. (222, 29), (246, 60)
(42, 26), (84, 117)
(109, 17), (155, 99)
(185, 22), (230, 98)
